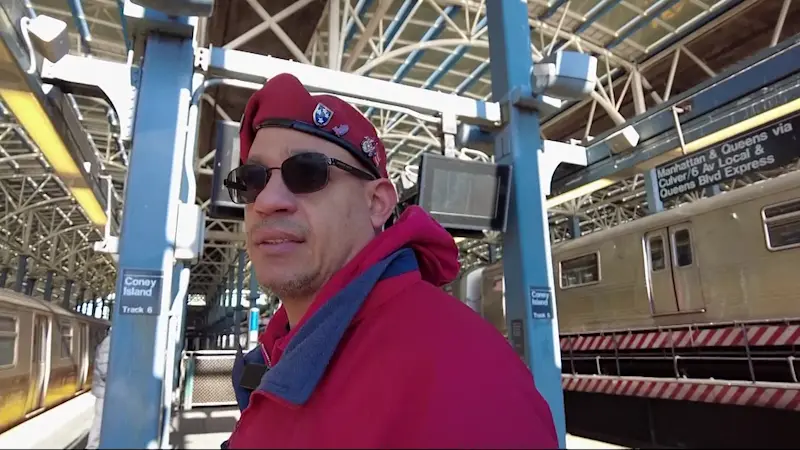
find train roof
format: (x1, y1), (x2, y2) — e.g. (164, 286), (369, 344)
(0, 288), (110, 326)
(552, 168), (800, 254)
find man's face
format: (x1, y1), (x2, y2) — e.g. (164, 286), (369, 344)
(243, 127), (395, 301)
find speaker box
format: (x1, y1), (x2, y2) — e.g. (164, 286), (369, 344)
(209, 120), (244, 220)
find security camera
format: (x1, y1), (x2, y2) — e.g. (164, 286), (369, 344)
(532, 51), (598, 101)
(24, 15), (70, 64)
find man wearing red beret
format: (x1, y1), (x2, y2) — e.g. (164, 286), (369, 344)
(222, 73), (557, 449)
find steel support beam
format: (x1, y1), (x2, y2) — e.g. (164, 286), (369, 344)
(486, 1), (565, 447)
(343, 0), (394, 72)
(204, 230), (245, 241)
(40, 54), (137, 141)
(14, 255), (28, 293)
(327, 0), (340, 70)
(99, 29), (195, 448)
(558, 68), (800, 196)
(556, 36), (800, 194)
(207, 47), (502, 125)
(234, 249), (245, 344)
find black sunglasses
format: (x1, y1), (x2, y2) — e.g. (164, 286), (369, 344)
(223, 152), (377, 204)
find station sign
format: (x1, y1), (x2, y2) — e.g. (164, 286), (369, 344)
(529, 286), (553, 320)
(118, 268), (163, 316)
(655, 111), (799, 202)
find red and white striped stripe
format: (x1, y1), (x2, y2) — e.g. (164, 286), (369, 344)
(560, 324), (800, 352)
(562, 374), (800, 411)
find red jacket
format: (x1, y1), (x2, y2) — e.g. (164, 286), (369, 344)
(227, 206), (557, 449)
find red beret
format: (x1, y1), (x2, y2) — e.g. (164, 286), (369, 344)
(239, 73), (388, 179)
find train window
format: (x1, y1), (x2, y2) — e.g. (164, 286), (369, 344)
(559, 252), (600, 289)
(762, 199), (800, 251)
(60, 322), (74, 359)
(0, 315), (18, 368)
(673, 229), (693, 267)
(648, 236), (666, 271)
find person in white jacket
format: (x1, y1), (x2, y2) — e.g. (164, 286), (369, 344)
(87, 331), (111, 449)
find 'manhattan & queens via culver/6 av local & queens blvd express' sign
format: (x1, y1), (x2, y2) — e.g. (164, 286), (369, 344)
(655, 111), (799, 201)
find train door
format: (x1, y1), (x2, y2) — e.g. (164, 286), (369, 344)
(668, 223), (705, 311)
(644, 223), (705, 314)
(77, 323), (89, 389)
(26, 314), (51, 415)
(644, 229), (678, 314)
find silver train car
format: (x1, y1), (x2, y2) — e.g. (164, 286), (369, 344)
(0, 288), (110, 433)
(457, 167), (800, 337)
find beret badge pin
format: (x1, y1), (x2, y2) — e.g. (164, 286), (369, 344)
(361, 137), (377, 158)
(313, 103), (334, 127)
(333, 124), (349, 137)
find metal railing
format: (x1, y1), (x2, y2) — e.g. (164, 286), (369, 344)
(564, 353), (799, 384)
(181, 350), (238, 410)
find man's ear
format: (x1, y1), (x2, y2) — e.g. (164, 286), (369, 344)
(367, 178), (398, 230)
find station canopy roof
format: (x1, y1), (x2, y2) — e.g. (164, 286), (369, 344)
(1, 0), (799, 301)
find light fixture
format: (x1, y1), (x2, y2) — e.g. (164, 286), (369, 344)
(544, 96), (800, 210)
(0, 89), (108, 227)
(0, 13), (108, 227)
(544, 178), (617, 209)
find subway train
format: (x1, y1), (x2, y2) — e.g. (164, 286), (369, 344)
(0, 287), (110, 433)
(451, 167), (800, 339)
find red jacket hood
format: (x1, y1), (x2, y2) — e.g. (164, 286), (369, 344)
(260, 205), (460, 347)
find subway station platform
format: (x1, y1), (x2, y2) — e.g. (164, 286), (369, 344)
(0, 395), (626, 450)
(2, 0), (800, 448)
(166, 406), (627, 450)
(0, 393), (93, 450)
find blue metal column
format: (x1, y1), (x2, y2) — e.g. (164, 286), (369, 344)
(169, 264), (183, 383)
(174, 270), (188, 373)
(248, 307), (260, 349)
(235, 250), (245, 347)
(487, 244), (499, 264)
(24, 277), (36, 296)
(163, 260), (187, 440)
(248, 266), (260, 349)
(14, 255), (28, 292)
(486, 1), (566, 447)
(227, 273), (235, 346)
(218, 288), (224, 348)
(210, 291), (218, 328)
(644, 168), (664, 213)
(43, 271), (55, 301)
(76, 285), (85, 312)
(209, 291), (218, 348)
(99, 32), (195, 448)
(568, 216), (581, 239)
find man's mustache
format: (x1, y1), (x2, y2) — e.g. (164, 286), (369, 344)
(247, 217), (309, 237)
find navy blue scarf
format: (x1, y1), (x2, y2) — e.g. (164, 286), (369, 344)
(230, 248), (418, 411)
